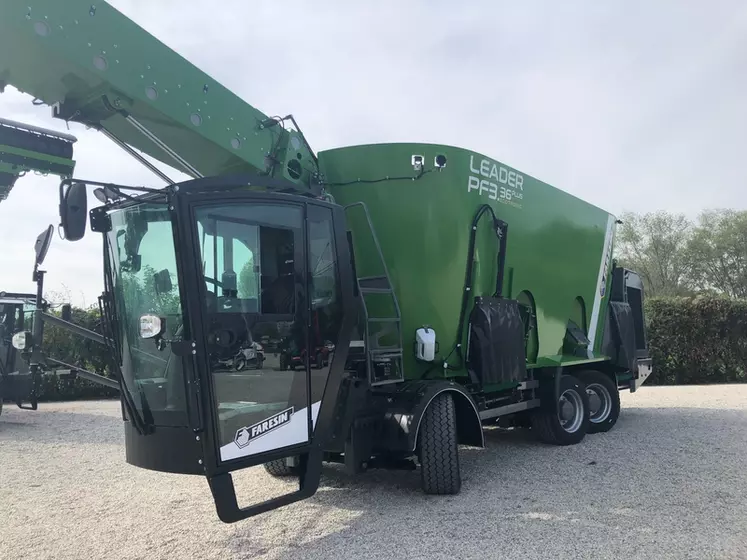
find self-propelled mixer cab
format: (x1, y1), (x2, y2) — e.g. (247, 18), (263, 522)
(0, 291), (38, 413)
(54, 175), (358, 522)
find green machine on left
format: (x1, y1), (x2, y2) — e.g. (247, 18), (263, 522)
(0, 116), (77, 201)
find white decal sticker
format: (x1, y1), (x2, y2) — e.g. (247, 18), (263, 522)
(219, 401), (321, 462)
(467, 155), (525, 209)
(587, 214), (616, 354)
(234, 407), (294, 449)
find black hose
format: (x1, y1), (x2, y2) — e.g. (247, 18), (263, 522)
(421, 204), (508, 379)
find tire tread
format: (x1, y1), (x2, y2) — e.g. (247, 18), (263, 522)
(263, 458), (296, 477)
(419, 393), (461, 495)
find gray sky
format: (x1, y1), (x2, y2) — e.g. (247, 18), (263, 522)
(1, 0), (746, 307)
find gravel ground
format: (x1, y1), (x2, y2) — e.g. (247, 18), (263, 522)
(2, 385), (747, 560)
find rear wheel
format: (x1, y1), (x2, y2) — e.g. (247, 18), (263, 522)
(418, 392), (461, 495)
(578, 370), (620, 433)
(263, 458), (297, 477)
(531, 374), (590, 445)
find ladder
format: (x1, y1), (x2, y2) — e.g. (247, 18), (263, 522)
(344, 202), (404, 386)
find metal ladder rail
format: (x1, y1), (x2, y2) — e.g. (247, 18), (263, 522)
(343, 202), (404, 385)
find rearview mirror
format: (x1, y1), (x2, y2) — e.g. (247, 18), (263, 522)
(60, 183), (88, 241)
(34, 224), (54, 266)
(153, 269), (173, 296)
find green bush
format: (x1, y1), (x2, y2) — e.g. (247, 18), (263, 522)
(645, 296), (747, 385)
(37, 372), (118, 401)
(35, 305), (118, 402)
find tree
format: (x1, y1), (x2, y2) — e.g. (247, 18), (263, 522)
(688, 209), (747, 299)
(238, 258), (258, 299)
(614, 210), (696, 297)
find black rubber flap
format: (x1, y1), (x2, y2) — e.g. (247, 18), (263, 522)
(602, 301), (637, 372)
(467, 296), (526, 386)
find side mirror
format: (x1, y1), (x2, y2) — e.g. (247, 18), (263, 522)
(60, 183), (88, 241)
(153, 269), (173, 296)
(34, 224), (54, 266)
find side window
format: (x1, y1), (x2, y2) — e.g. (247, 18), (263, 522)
(307, 205), (342, 415)
(308, 208), (338, 306)
(196, 205), (300, 316)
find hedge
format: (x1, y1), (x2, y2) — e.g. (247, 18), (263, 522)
(25, 295), (747, 402)
(645, 295), (747, 385)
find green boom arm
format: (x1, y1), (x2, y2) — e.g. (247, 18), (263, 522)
(0, 0), (319, 188)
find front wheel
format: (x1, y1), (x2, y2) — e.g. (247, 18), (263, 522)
(418, 392), (461, 495)
(263, 458), (297, 477)
(578, 370), (620, 434)
(531, 374), (590, 445)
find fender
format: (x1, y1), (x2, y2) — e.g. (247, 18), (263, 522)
(378, 380), (485, 454)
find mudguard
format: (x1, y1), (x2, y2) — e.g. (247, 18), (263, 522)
(378, 380), (485, 454)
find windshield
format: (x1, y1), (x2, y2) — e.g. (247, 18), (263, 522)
(106, 201), (187, 426)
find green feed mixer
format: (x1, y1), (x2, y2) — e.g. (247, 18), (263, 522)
(0, 0), (652, 522)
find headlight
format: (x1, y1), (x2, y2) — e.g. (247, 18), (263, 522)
(139, 314), (165, 339)
(12, 331), (32, 350)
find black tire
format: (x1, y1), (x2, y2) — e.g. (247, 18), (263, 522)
(263, 458), (297, 477)
(234, 357), (246, 371)
(531, 374), (590, 445)
(578, 370), (620, 434)
(418, 392), (461, 495)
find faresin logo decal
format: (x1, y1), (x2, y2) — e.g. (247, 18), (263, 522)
(234, 407), (294, 449)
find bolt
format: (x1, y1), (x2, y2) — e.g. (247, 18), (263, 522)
(196, 435), (201, 441)
(89, 5), (96, 16)
(198, 459), (203, 465)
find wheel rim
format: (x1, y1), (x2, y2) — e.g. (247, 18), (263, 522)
(586, 382), (612, 423)
(557, 389), (584, 433)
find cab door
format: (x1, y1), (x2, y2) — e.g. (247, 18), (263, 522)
(179, 190), (354, 522)
(194, 200), (312, 462)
